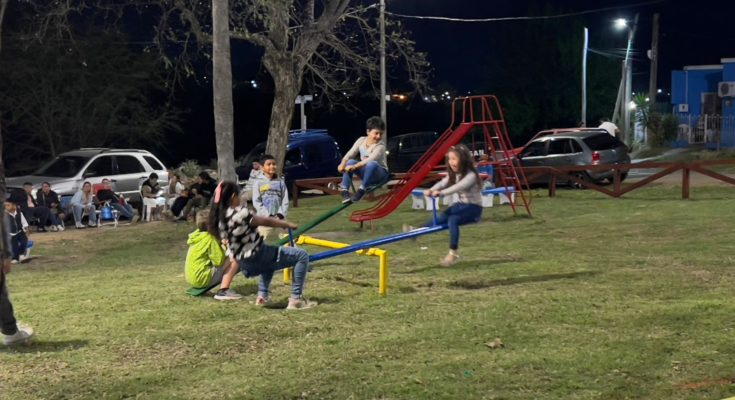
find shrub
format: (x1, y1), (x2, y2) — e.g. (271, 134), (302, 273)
(178, 159), (201, 178)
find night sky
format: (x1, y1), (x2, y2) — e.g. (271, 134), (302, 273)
(172, 0), (733, 165)
(61, 1), (735, 167)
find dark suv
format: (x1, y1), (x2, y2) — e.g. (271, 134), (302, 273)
(386, 130), (488, 172)
(239, 129), (342, 188)
(517, 129), (630, 185)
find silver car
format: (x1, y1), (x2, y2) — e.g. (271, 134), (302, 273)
(517, 130), (630, 186)
(7, 148), (169, 204)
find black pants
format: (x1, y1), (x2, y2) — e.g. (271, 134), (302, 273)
(23, 206), (51, 229)
(0, 267), (18, 335)
(10, 232), (28, 261)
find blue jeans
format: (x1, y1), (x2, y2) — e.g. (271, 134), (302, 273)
(238, 244), (309, 299)
(112, 203), (135, 220)
(72, 204), (98, 224)
(426, 203), (483, 250)
(341, 160), (389, 191)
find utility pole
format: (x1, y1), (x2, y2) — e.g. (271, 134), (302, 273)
(648, 13), (660, 111)
(623, 13), (639, 146)
(581, 27), (588, 127)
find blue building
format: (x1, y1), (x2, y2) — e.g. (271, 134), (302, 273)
(671, 58), (735, 148)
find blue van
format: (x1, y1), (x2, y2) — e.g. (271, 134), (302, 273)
(238, 129), (342, 188)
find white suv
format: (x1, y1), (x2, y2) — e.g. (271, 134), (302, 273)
(7, 148), (169, 204)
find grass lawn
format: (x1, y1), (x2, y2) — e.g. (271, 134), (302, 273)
(2, 186), (735, 399)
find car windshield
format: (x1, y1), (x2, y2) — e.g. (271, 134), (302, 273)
(33, 156), (90, 177)
(583, 133), (624, 151)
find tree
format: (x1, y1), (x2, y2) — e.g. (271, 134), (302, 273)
(156, 0), (428, 174)
(0, 0), (8, 257)
(479, 7), (619, 142)
(0, 31), (182, 173)
(211, 0), (236, 182)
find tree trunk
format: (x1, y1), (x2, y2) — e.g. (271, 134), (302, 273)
(264, 54), (301, 170)
(211, 0), (237, 182)
(0, 0), (8, 255)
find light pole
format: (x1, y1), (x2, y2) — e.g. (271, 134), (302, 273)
(615, 15), (638, 145)
(581, 27), (588, 127)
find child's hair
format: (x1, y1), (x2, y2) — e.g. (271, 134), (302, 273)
(207, 181), (240, 240)
(366, 116), (386, 132)
(446, 144), (482, 188)
(195, 209), (209, 231)
(260, 154), (275, 164)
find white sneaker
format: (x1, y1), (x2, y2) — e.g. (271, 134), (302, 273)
(286, 297), (318, 310)
(87, 222), (97, 228)
(18, 254), (29, 263)
(75, 222), (85, 229)
(3, 324), (35, 346)
(57, 225), (65, 232)
(10, 259), (18, 264)
(48, 225), (58, 232)
(130, 215), (140, 224)
(213, 289), (243, 301)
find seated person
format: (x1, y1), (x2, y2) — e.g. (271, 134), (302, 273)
(4, 200), (30, 263)
(70, 182), (98, 228)
(35, 182), (65, 231)
(181, 172), (217, 221)
(337, 116), (389, 203)
(170, 187), (190, 219)
(141, 173), (166, 220)
(185, 210), (242, 300)
(16, 183), (53, 232)
(241, 160), (263, 204)
(96, 178), (139, 223)
(166, 172), (185, 208)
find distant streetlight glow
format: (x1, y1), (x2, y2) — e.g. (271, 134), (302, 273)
(657, 89), (662, 94)
(614, 18), (628, 30)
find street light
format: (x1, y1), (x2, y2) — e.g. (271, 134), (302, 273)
(615, 15), (637, 145)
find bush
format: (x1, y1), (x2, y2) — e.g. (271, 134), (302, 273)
(178, 159), (201, 179)
(646, 112), (679, 146)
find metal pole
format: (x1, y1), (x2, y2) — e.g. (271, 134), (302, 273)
(647, 13), (660, 146)
(379, 0), (387, 136)
(582, 27), (588, 127)
(623, 14), (639, 147)
(300, 101), (306, 130)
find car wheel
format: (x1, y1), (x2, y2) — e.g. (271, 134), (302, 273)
(606, 171), (628, 184)
(568, 172), (590, 189)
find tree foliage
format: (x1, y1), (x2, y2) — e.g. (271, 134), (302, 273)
(0, 31), (182, 174)
(153, 0), (429, 171)
(480, 6), (620, 142)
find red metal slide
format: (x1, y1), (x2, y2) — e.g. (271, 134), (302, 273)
(349, 122), (474, 222)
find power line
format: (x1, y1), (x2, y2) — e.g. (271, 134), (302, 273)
(385, 0), (665, 23)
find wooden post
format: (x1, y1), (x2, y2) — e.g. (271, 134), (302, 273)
(292, 182), (299, 207)
(682, 165), (690, 199)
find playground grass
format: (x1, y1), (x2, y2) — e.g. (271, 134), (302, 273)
(1, 186), (735, 399)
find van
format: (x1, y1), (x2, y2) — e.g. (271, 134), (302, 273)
(239, 129), (342, 188)
(386, 130), (488, 172)
(386, 131), (439, 172)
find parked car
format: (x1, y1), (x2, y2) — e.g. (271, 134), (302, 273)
(7, 148), (169, 204)
(386, 130), (487, 172)
(515, 129), (630, 186)
(238, 129), (342, 188)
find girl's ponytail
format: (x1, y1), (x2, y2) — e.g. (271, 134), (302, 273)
(207, 181), (240, 240)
